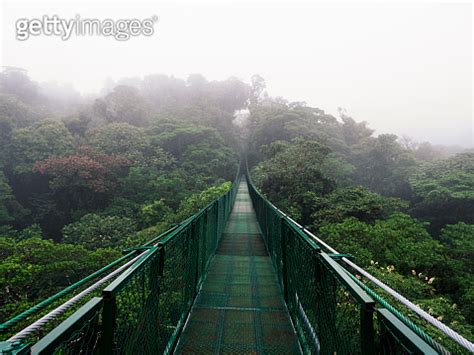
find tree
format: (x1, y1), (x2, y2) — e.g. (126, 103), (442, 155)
(187, 73), (208, 88)
(87, 122), (175, 170)
(0, 95), (37, 166)
(439, 223), (474, 322)
(318, 213), (444, 274)
(414, 142), (439, 162)
(249, 74), (267, 106)
(0, 67), (41, 104)
(150, 170), (204, 209)
(9, 120), (75, 175)
(0, 235), (121, 320)
(151, 122), (238, 182)
(351, 134), (416, 198)
(93, 85), (150, 127)
(62, 213), (137, 249)
(0, 172), (15, 224)
(205, 77), (251, 113)
(440, 223), (474, 268)
(33, 147), (131, 223)
(311, 186), (408, 229)
(247, 103), (346, 166)
(140, 74), (187, 109)
(62, 113), (91, 137)
(339, 113), (374, 146)
(409, 153), (474, 233)
(34, 146), (130, 194)
(138, 199), (173, 228)
(0, 172), (28, 227)
(172, 182), (232, 222)
(252, 139), (336, 224)
(87, 123), (149, 157)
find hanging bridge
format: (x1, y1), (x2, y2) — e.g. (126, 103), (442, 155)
(1, 166), (473, 354)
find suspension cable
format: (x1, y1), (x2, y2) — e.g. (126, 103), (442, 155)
(8, 250), (148, 342)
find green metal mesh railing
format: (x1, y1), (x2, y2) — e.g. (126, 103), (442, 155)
(14, 172), (241, 354)
(0, 225), (182, 347)
(37, 297), (104, 354)
(246, 171), (440, 355)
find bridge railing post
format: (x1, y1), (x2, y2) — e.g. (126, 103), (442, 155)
(189, 220), (199, 298)
(319, 253), (376, 354)
(101, 293), (116, 355)
(280, 218), (289, 303)
(360, 301), (375, 355)
(215, 201), (219, 247)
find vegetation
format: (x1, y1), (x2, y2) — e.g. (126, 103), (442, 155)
(0, 68), (472, 341)
(247, 96), (474, 336)
(0, 68), (242, 321)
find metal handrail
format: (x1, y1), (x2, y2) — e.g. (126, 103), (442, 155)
(245, 162), (474, 353)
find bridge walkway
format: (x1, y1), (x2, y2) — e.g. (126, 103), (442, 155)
(175, 179), (301, 354)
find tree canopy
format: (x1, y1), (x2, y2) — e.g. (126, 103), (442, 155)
(0, 68), (472, 337)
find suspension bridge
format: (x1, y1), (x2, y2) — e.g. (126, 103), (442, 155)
(1, 166), (473, 354)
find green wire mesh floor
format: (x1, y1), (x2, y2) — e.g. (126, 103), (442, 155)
(175, 180), (302, 354)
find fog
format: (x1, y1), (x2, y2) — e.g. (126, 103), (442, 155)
(1, 0), (472, 146)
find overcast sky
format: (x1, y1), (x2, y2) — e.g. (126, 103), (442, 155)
(1, 0), (473, 146)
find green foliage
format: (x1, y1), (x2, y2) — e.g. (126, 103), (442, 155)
(364, 264), (474, 340)
(363, 264), (435, 300)
(253, 139), (335, 223)
(14, 224), (43, 241)
(0, 235), (121, 321)
(9, 120), (74, 174)
(440, 223), (474, 266)
(139, 199), (173, 228)
(94, 85), (150, 127)
(149, 170), (206, 209)
(340, 115), (374, 146)
(0, 71), (245, 324)
(87, 123), (148, 157)
(318, 213), (443, 274)
(150, 121), (238, 182)
(1, 68), (473, 335)
(351, 134), (417, 198)
(311, 186), (408, 228)
(62, 213), (137, 249)
(319, 153), (355, 187)
(416, 297), (474, 339)
(0, 94), (36, 166)
(62, 114), (91, 137)
(173, 182), (232, 222)
(0, 68), (41, 104)
(100, 197), (140, 220)
(439, 223), (474, 322)
(460, 285), (474, 324)
(247, 103), (345, 164)
(0, 172), (15, 224)
(409, 153), (474, 232)
(180, 143), (237, 183)
(246, 99), (474, 329)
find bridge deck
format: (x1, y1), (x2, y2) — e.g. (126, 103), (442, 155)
(175, 180), (301, 354)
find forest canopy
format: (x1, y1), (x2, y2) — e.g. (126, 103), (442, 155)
(0, 68), (472, 340)
(247, 98), (474, 338)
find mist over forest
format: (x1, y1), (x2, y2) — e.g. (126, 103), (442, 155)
(0, 66), (473, 348)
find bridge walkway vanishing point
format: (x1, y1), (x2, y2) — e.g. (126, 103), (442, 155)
(175, 179), (302, 354)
